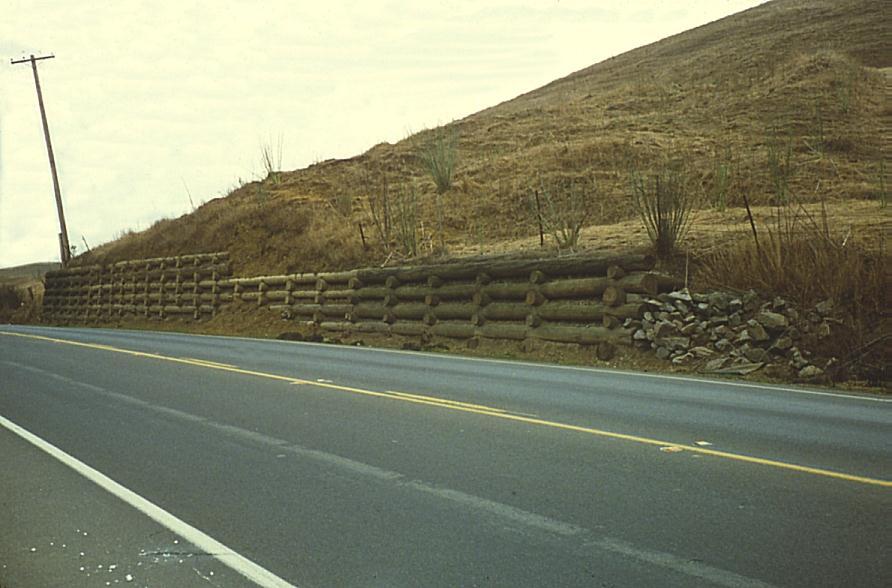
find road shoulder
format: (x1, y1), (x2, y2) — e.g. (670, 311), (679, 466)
(0, 423), (257, 588)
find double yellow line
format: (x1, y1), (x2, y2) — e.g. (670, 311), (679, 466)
(3, 330), (890, 488)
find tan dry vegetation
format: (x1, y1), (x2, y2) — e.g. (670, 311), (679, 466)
(76, 0), (889, 278)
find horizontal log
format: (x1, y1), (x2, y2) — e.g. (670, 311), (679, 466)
(349, 321), (393, 335)
(432, 303), (476, 321)
(391, 322), (426, 337)
(386, 283), (474, 302)
(318, 321), (354, 333)
(479, 302), (528, 322)
(141, 264), (231, 280)
(319, 321), (392, 335)
(354, 252), (654, 284)
(479, 282), (529, 301)
(230, 275), (281, 288)
(653, 272), (685, 293)
(392, 303), (428, 321)
(535, 301), (645, 323)
(539, 272), (658, 299)
(354, 286), (390, 301)
(478, 323), (527, 341)
(321, 289), (356, 301)
(350, 303), (388, 320)
(529, 325), (632, 346)
(430, 322), (475, 339)
(268, 303), (352, 318)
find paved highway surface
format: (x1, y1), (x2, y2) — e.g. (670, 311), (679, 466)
(1, 325), (889, 587)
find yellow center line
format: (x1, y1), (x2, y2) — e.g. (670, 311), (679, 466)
(183, 358), (238, 369)
(3, 330), (890, 488)
(387, 390), (508, 413)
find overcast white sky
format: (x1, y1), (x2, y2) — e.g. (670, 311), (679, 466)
(0, 0), (766, 268)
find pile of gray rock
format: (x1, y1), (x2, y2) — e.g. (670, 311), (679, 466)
(625, 289), (837, 380)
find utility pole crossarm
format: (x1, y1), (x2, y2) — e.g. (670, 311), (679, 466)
(11, 53), (71, 265)
(10, 54), (54, 65)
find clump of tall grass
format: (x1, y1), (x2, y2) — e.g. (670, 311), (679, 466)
(392, 185), (419, 257)
(709, 145), (734, 211)
(630, 162), (697, 258)
(364, 174), (419, 257)
(260, 137), (284, 185)
(528, 174), (594, 250)
(419, 126), (458, 195)
(698, 200), (887, 381)
(701, 202), (879, 307)
(765, 129), (795, 204)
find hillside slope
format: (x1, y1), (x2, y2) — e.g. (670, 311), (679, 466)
(79, 0), (890, 277)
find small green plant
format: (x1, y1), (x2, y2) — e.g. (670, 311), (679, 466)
(260, 136), (284, 185)
(709, 145), (733, 211)
(529, 175), (594, 251)
(419, 126), (458, 194)
(630, 163), (696, 258)
(366, 173), (392, 249)
(327, 189), (353, 217)
(392, 185), (419, 257)
(365, 174), (419, 257)
(805, 97), (826, 156)
(766, 129), (795, 205)
(835, 62), (861, 114)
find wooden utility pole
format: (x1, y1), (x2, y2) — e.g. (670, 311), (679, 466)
(11, 54), (71, 265)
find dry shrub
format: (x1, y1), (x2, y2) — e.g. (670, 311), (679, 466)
(419, 126), (458, 195)
(0, 284), (39, 323)
(0, 285), (21, 319)
(528, 174), (594, 251)
(630, 163), (698, 259)
(698, 202), (888, 382)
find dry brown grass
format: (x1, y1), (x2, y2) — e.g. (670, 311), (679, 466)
(696, 200), (889, 383)
(74, 0), (889, 276)
(697, 202), (886, 308)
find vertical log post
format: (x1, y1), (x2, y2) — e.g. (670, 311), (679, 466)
(158, 261), (166, 319)
(193, 270), (201, 320)
(143, 263), (151, 317)
(258, 280), (267, 307)
(211, 270), (220, 317)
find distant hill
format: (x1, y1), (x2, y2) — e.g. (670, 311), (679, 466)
(77, 0), (890, 276)
(0, 262), (60, 283)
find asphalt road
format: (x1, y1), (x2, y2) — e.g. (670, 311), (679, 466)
(1, 325), (890, 587)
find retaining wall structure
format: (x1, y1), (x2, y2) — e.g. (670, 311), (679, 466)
(43, 251), (682, 352)
(43, 252), (232, 321)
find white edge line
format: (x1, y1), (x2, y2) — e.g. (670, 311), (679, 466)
(0, 413), (296, 588)
(4, 325), (889, 403)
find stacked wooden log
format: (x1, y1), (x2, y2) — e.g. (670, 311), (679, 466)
(42, 252), (231, 322)
(264, 252), (675, 354)
(43, 250), (687, 353)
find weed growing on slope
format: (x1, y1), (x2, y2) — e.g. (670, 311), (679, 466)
(766, 128), (796, 205)
(630, 162), (697, 259)
(419, 126), (458, 195)
(260, 136), (284, 185)
(529, 174), (594, 251)
(709, 145), (734, 211)
(698, 200), (887, 382)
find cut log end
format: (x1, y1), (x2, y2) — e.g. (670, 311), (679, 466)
(602, 285), (627, 307)
(596, 341), (616, 361)
(606, 265), (626, 280)
(525, 290), (546, 306)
